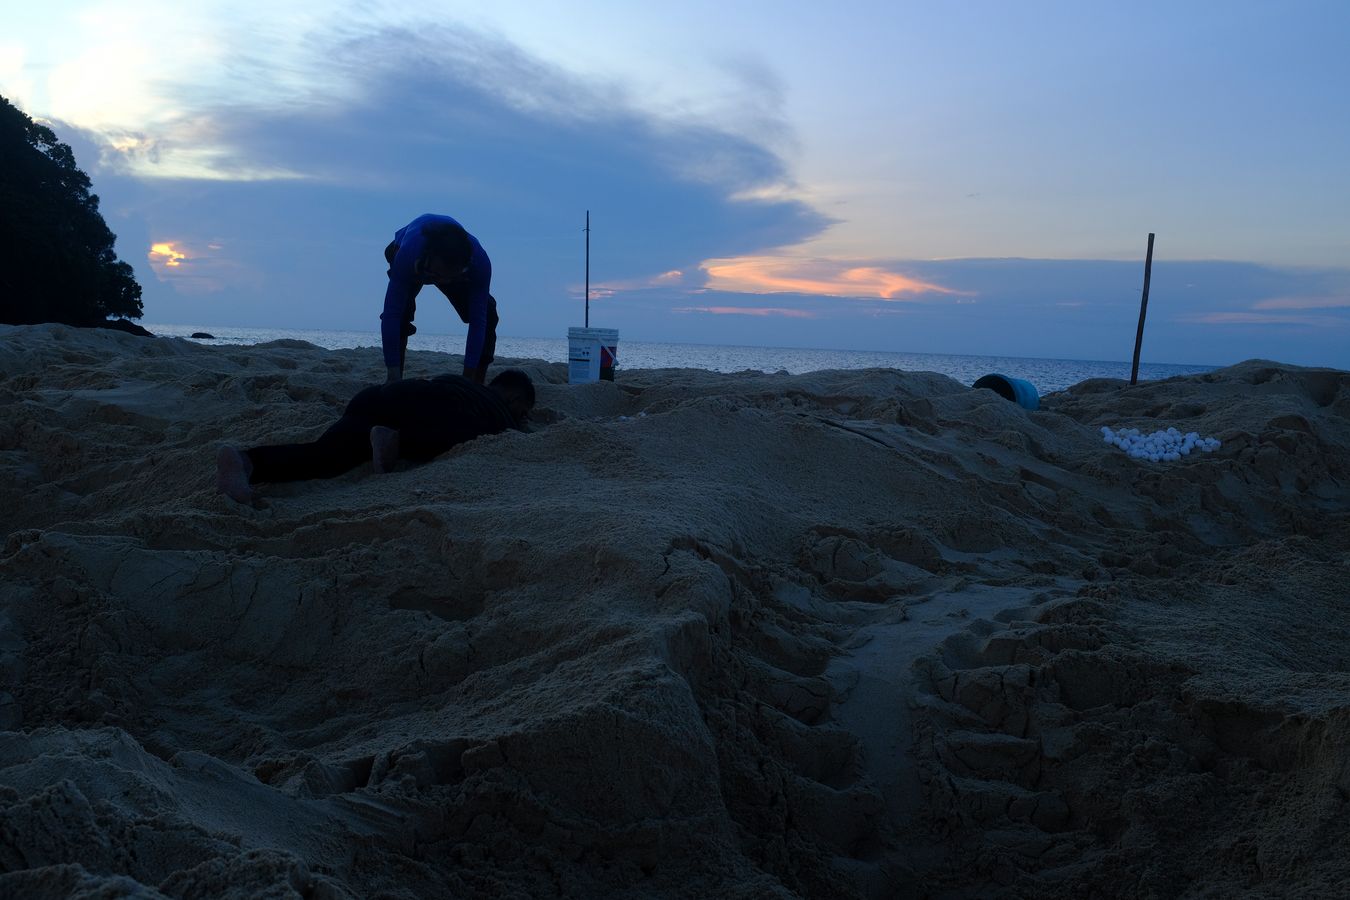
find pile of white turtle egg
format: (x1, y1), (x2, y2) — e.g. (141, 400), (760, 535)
(1100, 425), (1221, 461)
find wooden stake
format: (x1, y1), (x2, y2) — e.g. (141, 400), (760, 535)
(1130, 232), (1155, 386)
(584, 210), (590, 329)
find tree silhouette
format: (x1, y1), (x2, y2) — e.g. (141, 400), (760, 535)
(0, 95), (143, 326)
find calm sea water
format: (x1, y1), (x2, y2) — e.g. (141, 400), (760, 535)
(144, 323), (1216, 395)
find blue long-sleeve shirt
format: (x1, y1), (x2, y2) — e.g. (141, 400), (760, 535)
(380, 214), (492, 369)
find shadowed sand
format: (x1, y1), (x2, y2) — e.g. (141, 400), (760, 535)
(1, 322), (1348, 898)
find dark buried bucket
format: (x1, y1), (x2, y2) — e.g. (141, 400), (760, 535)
(973, 373), (1040, 410)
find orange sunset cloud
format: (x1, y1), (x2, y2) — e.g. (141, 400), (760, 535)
(702, 256), (959, 300)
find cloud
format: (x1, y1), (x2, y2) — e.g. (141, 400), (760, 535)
(704, 55), (794, 150)
(701, 256), (959, 299)
(674, 305), (817, 318)
(145, 238), (259, 295)
(1252, 295), (1350, 310)
(0, 43), (34, 109)
(97, 23), (819, 201)
(1180, 312), (1348, 327)
(1167, 267), (1350, 331)
(587, 269), (693, 296)
(56, 23), (831, 332)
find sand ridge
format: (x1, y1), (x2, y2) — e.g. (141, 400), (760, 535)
(1, 323), (1348, 898)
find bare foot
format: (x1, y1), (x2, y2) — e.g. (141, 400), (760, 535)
(370, 426), (400, 473)
(216, 446), (254, 503)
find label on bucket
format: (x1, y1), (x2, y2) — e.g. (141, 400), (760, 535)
(568, 327), (619, 383)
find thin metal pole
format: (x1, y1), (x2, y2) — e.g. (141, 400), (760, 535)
(584, 210), (590, 328)
(1130, 232), (1155, 386)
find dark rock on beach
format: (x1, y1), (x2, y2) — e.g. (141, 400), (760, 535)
(94, 318), (153, 337)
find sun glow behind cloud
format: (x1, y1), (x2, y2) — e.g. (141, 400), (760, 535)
(146, 240), (238, 294)
(0, 43), (34, 108)
(26, 2), (224, 135)
(5, 2), (344, 180)
(702, 256), (960, 300)
(149, 242), (186, 268)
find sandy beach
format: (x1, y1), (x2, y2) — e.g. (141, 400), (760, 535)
(1, 322), (1348, 898)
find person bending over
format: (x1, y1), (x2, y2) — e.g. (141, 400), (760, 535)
(216, 370), (535, 503)
(381, 213), (498, 385)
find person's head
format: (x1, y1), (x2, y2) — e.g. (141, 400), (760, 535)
(489, 369), (536, 424)
(417, 221), (473, 282)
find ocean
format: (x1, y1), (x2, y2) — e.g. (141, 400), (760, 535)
(143, 323), (1217, 395)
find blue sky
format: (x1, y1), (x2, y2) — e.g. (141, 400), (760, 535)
(5, 0), (1349, 367)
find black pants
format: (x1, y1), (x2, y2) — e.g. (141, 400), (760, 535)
(246, 380), (494, 484)
(384, 241), (498, 375)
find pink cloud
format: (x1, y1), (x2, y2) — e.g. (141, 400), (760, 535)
(584, 269), (692, 296)
(1181, 311), (1348, 327)
(674, 305), (817, 318)
(1252, 295), (1350, 310)
(700, 256), (962, 300)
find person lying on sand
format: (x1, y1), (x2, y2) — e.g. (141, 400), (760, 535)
(216, 370), (534, 503)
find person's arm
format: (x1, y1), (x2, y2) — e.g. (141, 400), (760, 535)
(380, 249), (418, 381)
(460, 252), (493, 383)
(380, 293), (408, 381)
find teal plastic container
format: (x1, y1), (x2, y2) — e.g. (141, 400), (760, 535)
(973, 373), (1040, 410)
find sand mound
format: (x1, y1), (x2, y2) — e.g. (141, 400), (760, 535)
(2, 323), (1348, 898)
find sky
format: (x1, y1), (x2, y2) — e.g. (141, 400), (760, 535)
(4, 0), (1349, 368)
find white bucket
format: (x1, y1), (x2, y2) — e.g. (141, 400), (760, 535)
(567, 327), (619, 383)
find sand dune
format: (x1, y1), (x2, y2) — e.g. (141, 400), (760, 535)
(1, 323), (1348, 898)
